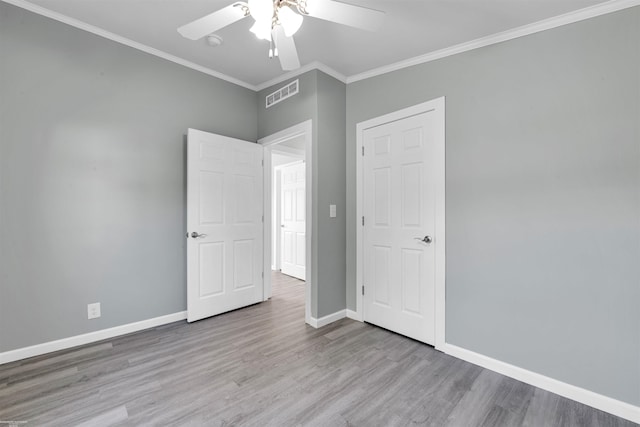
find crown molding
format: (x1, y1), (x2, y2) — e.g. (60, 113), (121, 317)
(1, 0), (258, 91)
(4, 0), (346, 92)
(346, 0), (640, 84)
(255, 61), (346, 92)
(4, 0), (639, 90)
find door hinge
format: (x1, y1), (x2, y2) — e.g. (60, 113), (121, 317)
(362, 146), (364, 156)
(362, 285), (365, 296)
(262, 215), (264, 223)
(362, 216), (365, 226)
(262, 272), (264, 278)
(261, 159), (264, 166)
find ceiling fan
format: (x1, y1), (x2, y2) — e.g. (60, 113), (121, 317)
(177, 0), (385, 71)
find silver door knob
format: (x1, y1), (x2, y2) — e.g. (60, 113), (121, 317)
(191, 232), (207, 239)
(414, 235), (432, 244)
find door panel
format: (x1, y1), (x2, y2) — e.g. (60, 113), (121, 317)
(280, 162), (306, 280)
(296, 188), (305, 220)
(234, 174), (255, 223)
(373, 168), (391, 226)
(283, 231), (294, 264)
(401, 248), (421, 315)
(373, 245), (391, 307)
(233, 239), (255, 289)
(295, 233), (305, 267)
(187, 128), (263, 323)
(363, 112), (436, 344)
(199, 242), (224, 297)
(401, 163), (422, 227)
(199, 172), (224, 224)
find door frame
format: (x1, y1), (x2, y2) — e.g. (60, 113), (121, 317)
(259, 120), (313, 325)
(355, 98), (446, 350)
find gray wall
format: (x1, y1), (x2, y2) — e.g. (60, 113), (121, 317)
(0, 2), (257, 352)
(258, 70), (347, 318)
(346, 7), (640, 405)
(258, 71), (319, 317)
(316, 72), (347, 317)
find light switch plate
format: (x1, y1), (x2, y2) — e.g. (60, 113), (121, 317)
(330, 204), (337, 218)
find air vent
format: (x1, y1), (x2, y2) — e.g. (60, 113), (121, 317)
(266, 79), (299, 108)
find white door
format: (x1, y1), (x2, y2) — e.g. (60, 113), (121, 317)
(363, 112), (436, 344)
(187, 128), (264, 323)
(280, 162), (306, 280)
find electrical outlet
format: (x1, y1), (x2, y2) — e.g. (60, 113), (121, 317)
(87, 302), (101, 319)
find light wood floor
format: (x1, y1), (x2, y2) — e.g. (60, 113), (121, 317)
(0, 272), (635, 426)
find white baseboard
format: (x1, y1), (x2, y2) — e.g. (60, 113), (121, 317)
(308, 309), (346, 328)
(346, 309), (362, 321)
(0, 311), (187, 365)
(442, 343), (640, 424)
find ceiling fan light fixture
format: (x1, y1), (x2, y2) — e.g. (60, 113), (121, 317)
(278, 6), (303, 37)
(248, 0), (273, 22)
(178, 0), (385, 72)
(250, 20), (272, 40)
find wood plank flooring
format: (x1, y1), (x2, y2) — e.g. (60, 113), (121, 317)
(0, 272), (636, 426)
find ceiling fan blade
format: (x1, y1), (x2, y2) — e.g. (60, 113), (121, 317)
(304, 0), (384, 32)
(178, 3), (248, 40)
(272, 26), (301, 71)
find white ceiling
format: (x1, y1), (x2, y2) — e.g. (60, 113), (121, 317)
(15, 0), (617, 88)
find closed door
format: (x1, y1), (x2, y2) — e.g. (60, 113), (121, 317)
(363, 112), (436, 344)
(280, 162), (306, 280)
(187, 128), (264, 323)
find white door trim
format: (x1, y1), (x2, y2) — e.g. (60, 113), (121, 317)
(355, 98), (446, 350)
(259, 120), (313, 326)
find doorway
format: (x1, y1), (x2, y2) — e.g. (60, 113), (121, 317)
(260, 120), (313, 325)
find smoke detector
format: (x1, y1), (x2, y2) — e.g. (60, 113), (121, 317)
(206, 34), (223, 47)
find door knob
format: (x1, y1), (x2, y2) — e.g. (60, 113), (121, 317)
(191, 232), (207, 239)
(414, 235), (432, 244)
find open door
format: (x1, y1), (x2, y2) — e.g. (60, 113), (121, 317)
(280, 162), (306, 280)
(187, 128), (264, 323)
